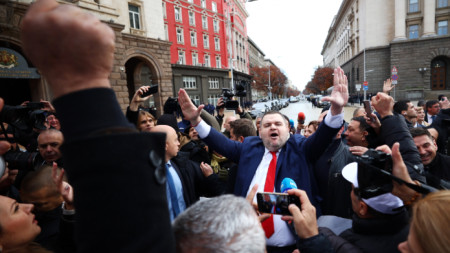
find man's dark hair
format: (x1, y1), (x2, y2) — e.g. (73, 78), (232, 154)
(307, 120), (319, 131)
(438, 94), (445, 101)
(426, 100), (439, 110)
(351, 116), (370, 132)
(261, 111), (289, 126)
(393, 100), (410, 115)
(410, 127), (432, 139)
(229, 119), (256, 139)
(417, 100), (425, 107)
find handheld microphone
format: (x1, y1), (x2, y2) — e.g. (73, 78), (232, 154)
(281, 178), (297, 193)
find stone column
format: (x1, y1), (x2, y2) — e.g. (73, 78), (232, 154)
(394, 0), (406, 40)
(423, 0), (436, 37)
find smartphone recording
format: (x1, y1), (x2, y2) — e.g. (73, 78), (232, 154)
(256, 192), (301, 215)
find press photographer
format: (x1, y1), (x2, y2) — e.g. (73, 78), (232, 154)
(220, 81), (247, 110)
(0, 103), (63, 183)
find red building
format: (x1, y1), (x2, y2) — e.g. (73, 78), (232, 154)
(163, 0), (252, 105)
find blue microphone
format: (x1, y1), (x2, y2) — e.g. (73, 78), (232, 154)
(281, 178), (298, 193)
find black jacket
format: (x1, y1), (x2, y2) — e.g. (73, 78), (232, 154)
(340, 210), (410, 253)
(430, 108), (450, 155)
(424, 152), (450, 189)
(54, 88), (175, 253)
(315, 138), (354, 218)
(171, 152), (222, 207)
(379, 114), (426, 182)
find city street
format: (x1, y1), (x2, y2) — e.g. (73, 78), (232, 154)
(280, 100), (357, 128)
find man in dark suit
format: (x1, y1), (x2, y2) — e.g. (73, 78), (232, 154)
(425, 100), (440, 124)
(20, 0), (175, 252)
(177, 68), (348, 252)
(151, 125), (221, 221)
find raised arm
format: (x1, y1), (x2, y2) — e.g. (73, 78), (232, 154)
(322, 67), (349, 116)
(21, 1), (174, 252)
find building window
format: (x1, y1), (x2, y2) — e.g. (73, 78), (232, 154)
(209, 77), (219, 89)
(409, 25), (419, 39)
(189, 11), (195, 26)
(190, 31), (197, 46)
(162, 2), (166, 18)
(204, 55), (210, 67)
(164, 24), (168, 40)
(409, 0), (419, 13)
(208, 94), (220, 106)
(175, 7), (182, 21)
(128, 4), (141, 29)
(214, 37), (220, 51)
(213, 20), (219, 33)
(183, 76), (196, 89)
(212, 2), (217, 12)
(438, 0), (448, 8)
(177, 28), (184, 43)
(201, 0), (206, 8)
(190, 95), (200, 106)
(192, 53), (198, 66)
(438, 20), (448, 35)
(202, 16), (208, 29)
(178, 51), (185, 64)
(203, 34), (209, 48)
(216, 56), (221, 68)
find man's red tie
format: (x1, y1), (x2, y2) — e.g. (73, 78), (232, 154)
(262, 151), (277, 238)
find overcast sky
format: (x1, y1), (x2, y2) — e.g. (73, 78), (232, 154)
(246, 0), (342, 91)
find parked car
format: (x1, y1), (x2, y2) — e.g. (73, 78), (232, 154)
(289, 96), (299, 103)
(280, 98), (289, 108)
(250, 101), (271, 119)
(316, 95), (330, 108)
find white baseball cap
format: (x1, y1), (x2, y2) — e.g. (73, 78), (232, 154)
(342, 162), (403, 214)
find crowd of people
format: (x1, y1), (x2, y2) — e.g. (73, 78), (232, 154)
(0, 1), (449, 253)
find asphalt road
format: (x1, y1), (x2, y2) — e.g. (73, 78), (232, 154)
(280, 100), (359, 128)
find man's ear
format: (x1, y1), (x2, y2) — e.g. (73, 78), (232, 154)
(238, 136), (244, 143)
(359, 201), (369, 216)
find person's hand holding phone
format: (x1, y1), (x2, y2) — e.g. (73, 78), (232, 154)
(130, 86), (153, 111)
(281, 189), (319, 239)
(246, 184), (271, 223)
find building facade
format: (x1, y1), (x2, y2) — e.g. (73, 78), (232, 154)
(248, 36), (266, 100)
(322, 0), (450, 100)
(0, 0), (175, 116)
(163, 0), (251, 106)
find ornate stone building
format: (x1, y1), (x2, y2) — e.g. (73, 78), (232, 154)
(0, 0), (173, 115)
(322, 0), (450, 100)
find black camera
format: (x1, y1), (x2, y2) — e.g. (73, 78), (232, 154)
(0, 149), (40, 177)
(355, 149), (394, 199)
(222, 88), (239, 110)
(235, 81), (247, 97)
(0, 104), (47, 132)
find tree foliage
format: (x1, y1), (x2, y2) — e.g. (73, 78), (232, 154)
(302, 67), (334, 94)
(250, 65), (288, 97)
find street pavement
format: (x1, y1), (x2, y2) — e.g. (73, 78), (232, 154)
(280, 100), (359, 128)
